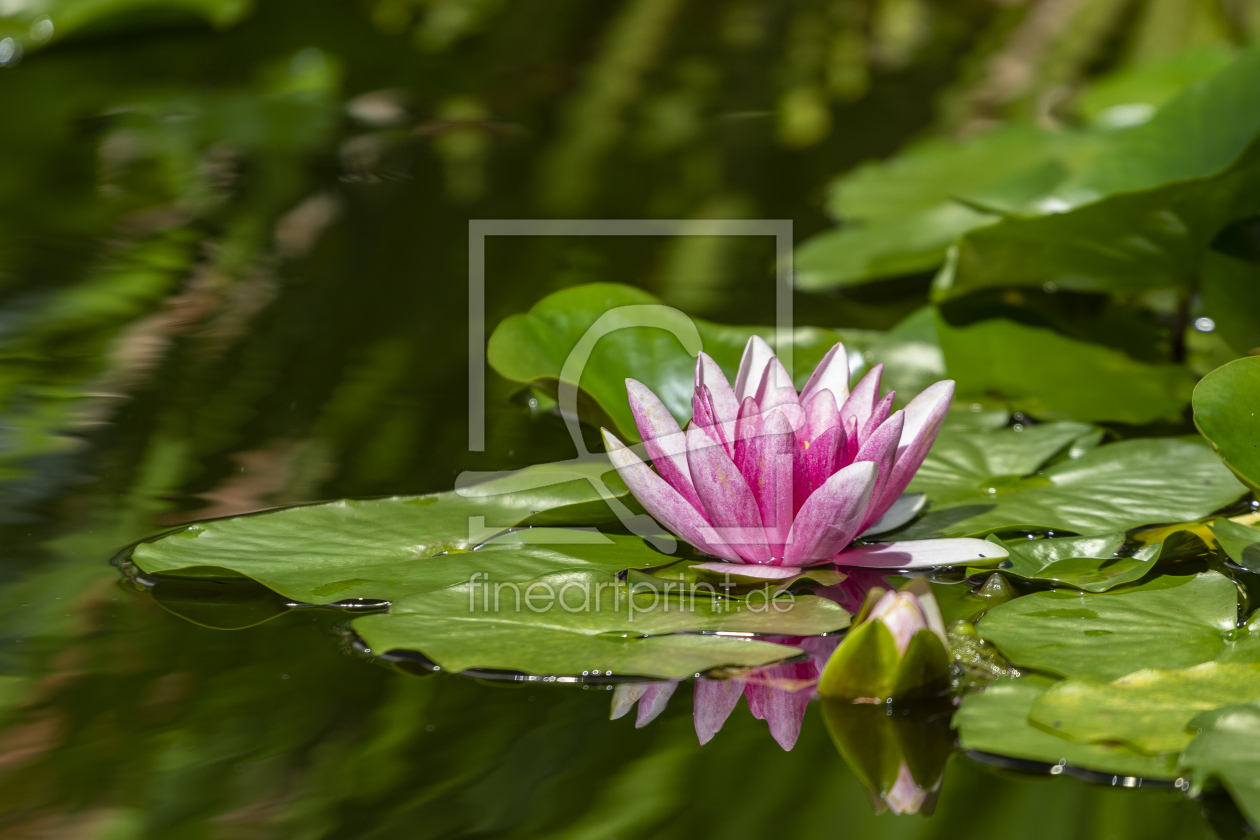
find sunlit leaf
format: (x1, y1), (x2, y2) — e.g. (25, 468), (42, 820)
(1194, 356), (1260, 493)
(354, 570), (849, 678)
(936, 314), (1195, 424)
(1181, 701), (1260, 826)
(900, 437), (1243, 539)
(1030, 662), (1260, 755)
(955, 675), (1179, 779)
(978, 572), (1240, 681)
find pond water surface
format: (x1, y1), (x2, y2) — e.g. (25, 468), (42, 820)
(0, 2), (1246, 837)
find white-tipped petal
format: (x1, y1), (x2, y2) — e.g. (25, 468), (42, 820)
(626, 379), (705, 515)
(800, 342), (850, 410)
(735, 335), (775, 403)
(834, 538), (1008, 569)
(859, 493), (926, 537)
(782, 461), (877, 563)
(686, 427), (772, 563)
(696, 352), (739, 443)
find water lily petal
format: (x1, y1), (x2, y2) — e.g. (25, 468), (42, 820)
(754, 355), (799, 414)
(744, 662), (814, 750)
(602, 429), (741, 561)
(801, 424), (843, 502)
(690, 562), (805, 579)
(803, 389), (840, 441)
(696, 352), (739, 443)
(610, 683), (649, 720)
(741, 409), (796, 558)
(885, 763), (930, 815)
(873, 380), (954, 518)
(839, 363), (883, 443)
(734, 335), (775, 403)
(840, 415), (859, 466)
(626, 379), (705, 516)
(636, 680), (679, 727)
(834, 537), (1009, 569)
(861, 391), (896, 444)
(783, 461), (877, 563)
(854, 411), (904, 531)
(733, 396), (762, 477)
(867, 591), (929, 656)
(799, 342), (850, 411)
(859, 492), (925, 537)
(694, 677), (746, 745)
(686, 427), (772, 563)
(692, 384), (732, 455)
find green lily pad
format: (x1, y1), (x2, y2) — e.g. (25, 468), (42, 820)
(1194, 356), (1260, 493)
(900, 438), (1244, 539)
(908, 421), (1096, 506)
(935, 314), (1195, 425)
(1211, 518), (1260, 571)
(356, 618), (799, 679)
(954, 675), (1180, 780)
(794, 125), (1101, 289)
(486, 283), (854, 442)
(129, 462), (664, 605)
(1181, 701), (1260, 827)
(1030, 662), (1260, 755)
(935, 50), (1260, 303)
(986, 530), (1206, 592)
(978, 572), (1240, 681)
(353, 570), (849, 677)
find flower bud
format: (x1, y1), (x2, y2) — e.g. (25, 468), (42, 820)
(816, 579), (950, 702)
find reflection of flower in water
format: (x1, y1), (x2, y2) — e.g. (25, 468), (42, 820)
(613, 574), (953, 815)
(611, 635), (840, 751)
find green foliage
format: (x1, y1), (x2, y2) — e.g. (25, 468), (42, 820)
(978, 572), (1242, 681)
(955, 675), (1180, 779)
(1029, 662), (1260, 755)
(1211, 518), (1260, 571)
(1194, 356), (1260, 493)
(901, 433), (1243, 538)
(936, 314), (1195, 424)
(1181, 702), (1260, 827)
(488, 282), (863, 441)
(987, 530), (1207, 592)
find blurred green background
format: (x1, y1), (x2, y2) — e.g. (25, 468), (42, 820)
(1, 0), (1258, 836)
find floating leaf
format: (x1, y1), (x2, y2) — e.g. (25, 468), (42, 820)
(1212, 519), (1260, 571)
(936, 50), (1260, 302)
(908, 421), (1095, 506)
(954, 675), (1179, 779)
(979, 572), (1240, 681)
(986, 530), (1206, 592)
(900, 438), (1244, 539)
(1181, 701), (1260, 827)
(130, 463), (660, 605)
(1194, 356), (1260, 493)
(794, 126), (1100, 289)
(354, 570), (849, 677)
(1030, 662), (1260, 755)
(935, 315), (1195, 425)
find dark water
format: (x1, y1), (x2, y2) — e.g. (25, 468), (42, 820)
(0, 1), (1235, 836)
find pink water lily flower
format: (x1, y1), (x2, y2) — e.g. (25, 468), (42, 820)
(602, 336), (1002, 574)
